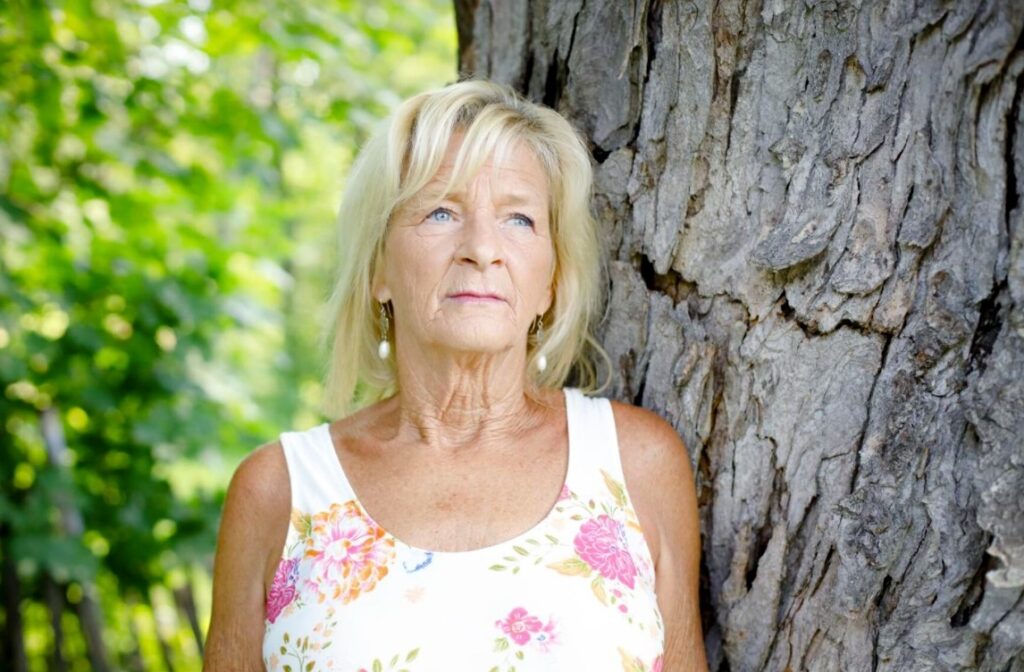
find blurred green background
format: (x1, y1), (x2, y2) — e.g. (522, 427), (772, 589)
(0, 1), (455, 669)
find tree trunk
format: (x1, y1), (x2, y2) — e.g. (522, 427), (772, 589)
(147, 589), (178, 672)
(123, 590), (146, 672)
(173, 579), (204, 657)
(43, 573), (69, 672)
(39, 407), (113, 672)
(1, 522), (29, 672)
(457, 2), (1024, 670)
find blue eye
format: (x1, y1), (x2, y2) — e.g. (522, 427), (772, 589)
(510, 213), (535, 228)
(426, 207), (453, 223)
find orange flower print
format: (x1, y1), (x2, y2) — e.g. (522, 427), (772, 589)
(303, 501), (395, 604)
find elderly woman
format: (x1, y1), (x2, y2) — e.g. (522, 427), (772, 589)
(204, 80), (706, 671)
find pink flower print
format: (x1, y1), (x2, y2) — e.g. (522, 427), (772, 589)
(574, 514), (637, 589)
(652, 655), (664, 672)
(303, 501), (395, 604)
(265, 557), (299, 623)
(635, 546), (656, 588)
(533, 617), (559, 652)
(558, 484), (571, 501)
(496, 607), (544, 645)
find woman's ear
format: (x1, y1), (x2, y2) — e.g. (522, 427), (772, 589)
(370, 257), (391, 304)
(540, 262), (556, 315)
(538, 282), (554, 317)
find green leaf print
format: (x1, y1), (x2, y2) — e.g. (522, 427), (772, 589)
(601, 469), (628, 507)
(356, 648), (420, 671)
(489, 564), (507, 571)
(305, 663), (314, 672)
(512, 545), (529, 556)
(494, 636), (510, 651)
(547, 557), (592, 576)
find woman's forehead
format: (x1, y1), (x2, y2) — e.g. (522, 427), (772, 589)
(427, 143), (548, 196)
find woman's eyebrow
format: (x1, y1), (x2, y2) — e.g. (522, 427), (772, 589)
(423, 190), (542, 207)
(495, 193), (543, 207)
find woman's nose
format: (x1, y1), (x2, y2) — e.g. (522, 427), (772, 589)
(457, 210), (504, 268)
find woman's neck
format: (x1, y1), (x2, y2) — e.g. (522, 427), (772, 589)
(387, 343), (544, 452)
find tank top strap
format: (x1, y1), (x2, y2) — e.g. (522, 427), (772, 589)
(279, 423), (355, 513)
(563, 388), (658, 596)
(563, 388), (627, 492)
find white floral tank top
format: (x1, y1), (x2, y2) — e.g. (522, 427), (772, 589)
(262, 387), (664, 671)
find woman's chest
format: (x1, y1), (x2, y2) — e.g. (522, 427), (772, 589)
(263, 538), (664, 671)
(339, 440), (568, 553)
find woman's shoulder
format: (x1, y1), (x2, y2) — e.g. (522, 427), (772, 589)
(607, 399), (681, 442)
(607, 399), (697, 567)
(229, 438), (288, 492)
(222, 438), (291, 546)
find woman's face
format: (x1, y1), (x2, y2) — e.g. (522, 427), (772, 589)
(374, 134), (555, 360)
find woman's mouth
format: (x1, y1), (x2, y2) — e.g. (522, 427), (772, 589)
(447, 292), (506, 303)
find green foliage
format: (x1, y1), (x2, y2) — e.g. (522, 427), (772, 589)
(0, 0), (455, 668)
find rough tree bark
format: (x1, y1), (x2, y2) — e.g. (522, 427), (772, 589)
(457, 1), (1023, 670)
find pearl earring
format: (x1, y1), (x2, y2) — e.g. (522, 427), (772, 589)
(534, 316), (547, 373)
(377, 302), (391, 360)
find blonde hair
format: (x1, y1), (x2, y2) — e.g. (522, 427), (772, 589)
(320, 79), (610, 419)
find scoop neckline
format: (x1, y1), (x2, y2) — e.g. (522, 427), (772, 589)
(317, 387), (578, 558)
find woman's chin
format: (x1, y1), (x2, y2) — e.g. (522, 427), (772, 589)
(428, 334), (518, 358)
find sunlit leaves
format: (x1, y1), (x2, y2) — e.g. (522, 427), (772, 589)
(2, 0), (453, 666)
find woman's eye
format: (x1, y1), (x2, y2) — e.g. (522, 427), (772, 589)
(426, 207), (453, 223)
(510, 213), (535, 228)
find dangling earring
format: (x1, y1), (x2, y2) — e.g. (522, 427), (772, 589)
(377, 302), (391, 360)
(533, 315), (547, 373)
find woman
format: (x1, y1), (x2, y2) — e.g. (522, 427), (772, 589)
(204, 80), (706, 671)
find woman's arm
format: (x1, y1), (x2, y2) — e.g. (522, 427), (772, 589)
(203, 442), (290, 672)
(613, 402), (709, 672)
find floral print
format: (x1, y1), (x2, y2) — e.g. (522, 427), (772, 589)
(356, 647), (420, 672)
(266, 557), (300, 623)
(302, 501), (395, 604)
(619, 648), (663, 672)
(492, 606), (559, 669)
(488, 468), (657, 634)
(495, 607), (556, 646)
(574, 514), (638, 588)
(266, 607), (339, 671)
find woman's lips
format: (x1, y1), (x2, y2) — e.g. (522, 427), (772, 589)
(447, 292), (506, 303)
